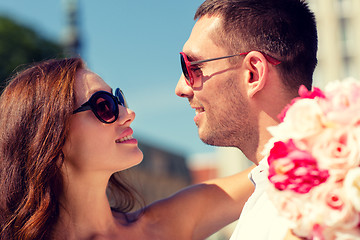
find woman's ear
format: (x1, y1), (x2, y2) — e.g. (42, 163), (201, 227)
(243, 51), (269, 98)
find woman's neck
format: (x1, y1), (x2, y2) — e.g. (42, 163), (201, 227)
(53, 172), (121, 240)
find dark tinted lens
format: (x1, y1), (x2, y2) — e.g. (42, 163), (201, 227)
(180, 54), (190, 82)
(94, 94), (116, 122)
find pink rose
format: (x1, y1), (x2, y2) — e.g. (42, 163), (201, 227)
(299, 85), (326, 99)
(308, 181), (360, 237)
(267, 140), (329, 194)
(278, 85), (326, 121)
(325, 78), (360, 105)
(288, 181), (360, 239)
(321, 79), (360, 125)
(269, 99), (325, 141)
(311, 127), (360, 179)
(266, 79), (360, 239)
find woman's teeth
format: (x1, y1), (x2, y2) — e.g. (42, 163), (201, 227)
(116, 135), (133, 143)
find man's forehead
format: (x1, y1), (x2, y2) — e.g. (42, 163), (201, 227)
(194, 15), (222, 33)
(183, 16), (223, 59)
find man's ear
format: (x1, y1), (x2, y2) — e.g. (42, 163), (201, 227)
(243, 51), (269, 98)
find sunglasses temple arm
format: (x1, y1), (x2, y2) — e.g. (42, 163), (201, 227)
(189, 53), (247, 65)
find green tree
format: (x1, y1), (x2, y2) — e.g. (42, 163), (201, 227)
(0, 15), (65, 91)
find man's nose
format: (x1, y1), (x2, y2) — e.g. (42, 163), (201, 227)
(175, 74), (194, 98)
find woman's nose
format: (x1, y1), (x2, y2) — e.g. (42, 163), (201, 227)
(117, 106), (135, 126)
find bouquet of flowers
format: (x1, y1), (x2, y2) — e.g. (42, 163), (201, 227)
(264, 78), (360, 240)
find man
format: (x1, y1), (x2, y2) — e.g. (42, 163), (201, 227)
(175, 0), (318, 239)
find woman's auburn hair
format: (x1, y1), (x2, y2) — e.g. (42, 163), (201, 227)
(0, 58), (141, 240)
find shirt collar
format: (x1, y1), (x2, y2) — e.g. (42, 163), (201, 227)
(248, 158), (269, 187)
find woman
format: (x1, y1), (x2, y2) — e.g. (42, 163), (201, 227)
(0, 58), (254, 240)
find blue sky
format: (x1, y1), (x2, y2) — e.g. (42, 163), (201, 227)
(0, 0), (217, 157)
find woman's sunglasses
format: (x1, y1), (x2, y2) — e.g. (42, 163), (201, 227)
(180, 51), (281, 87)
(73, 88), (128, 124)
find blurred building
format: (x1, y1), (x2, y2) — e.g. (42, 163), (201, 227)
(186, 148), (252, 240)
(187, 152), (218, 184)
(62, 0), (82, 57)
(131, 140), (192, 205)
(308, 0), (360, 87)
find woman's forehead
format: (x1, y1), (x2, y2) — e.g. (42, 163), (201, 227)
(75, 69), (111, 102)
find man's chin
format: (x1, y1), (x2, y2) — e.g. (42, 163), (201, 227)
(199, 131), (235, 148)
(198, 131), (220, 147)
(201, 138), (217, 146)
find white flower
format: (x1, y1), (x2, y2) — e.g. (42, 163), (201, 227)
(268, 98), (324, 141)
(344, 167), (360, 212)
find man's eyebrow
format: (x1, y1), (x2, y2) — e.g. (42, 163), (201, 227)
(185, 52), (204, 62)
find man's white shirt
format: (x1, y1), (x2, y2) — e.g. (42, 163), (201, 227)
(230, 159), (290, 240)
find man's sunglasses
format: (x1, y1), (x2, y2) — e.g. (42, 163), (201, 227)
(73, 88), (128, 124)
(180, 51), (281, 87)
